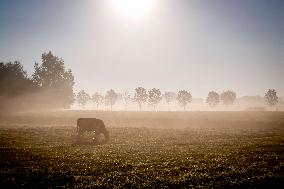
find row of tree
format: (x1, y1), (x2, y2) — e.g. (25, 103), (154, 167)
(76, 88), (279, 111)
(1, 51), (279, 112)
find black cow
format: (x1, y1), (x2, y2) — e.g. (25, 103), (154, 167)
(77, 118), (109, 142)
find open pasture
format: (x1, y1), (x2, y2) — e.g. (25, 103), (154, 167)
(0, 111), (283, 188)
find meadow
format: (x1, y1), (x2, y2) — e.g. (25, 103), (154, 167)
(0, 111), (283, 188)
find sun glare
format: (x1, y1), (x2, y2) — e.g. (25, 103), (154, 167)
(109, 0), (158, 20)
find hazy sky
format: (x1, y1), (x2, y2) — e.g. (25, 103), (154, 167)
(1, 0), (283, 98)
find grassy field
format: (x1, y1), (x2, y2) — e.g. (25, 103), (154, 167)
(0, 111), (283, 188)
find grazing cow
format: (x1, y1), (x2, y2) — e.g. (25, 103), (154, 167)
(77, 118), (109, 142)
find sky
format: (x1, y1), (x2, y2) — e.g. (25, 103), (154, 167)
(0, 0), (284, 98)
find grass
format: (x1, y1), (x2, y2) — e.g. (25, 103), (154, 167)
(0, 111), (283, 188)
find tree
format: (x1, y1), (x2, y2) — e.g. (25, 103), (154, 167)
(0, 61), (34, 112)
(265, 89), (278, 109)
(177, 90), (192, 110)
(77, 90), (90, 108)
(164, 92), (176, 105)
(122, 91), (131, 111)
(32, 51), (75, 108)
(0, 61), (33, 97)
(134, 87), (148, 111)
(105, 89), (118, 111)
(92, 92), (104, 109)
(148, 88), (162, 111)
(206, 91), (220, 108)
(220, 90), (236, 106)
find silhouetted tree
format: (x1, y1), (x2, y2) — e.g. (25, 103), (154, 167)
(177, 90), (192, 110)
(32, 51), (75, 108)
(122, 91), (131, 111)
(0, 61), (34, 112)
(265, 89), (278, 109)
(220, 90), (236, 106)
(0, 61), (33, 97)
(134, 87), (148, 111)
(77, 90), (90, 108)
(105, 89), (118, 111)
(206, 91), (220, 108)
(92, 92), (104, 109)
(148, 88), (162, 111)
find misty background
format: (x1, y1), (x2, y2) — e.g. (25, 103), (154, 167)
(1, 0), (284, 105)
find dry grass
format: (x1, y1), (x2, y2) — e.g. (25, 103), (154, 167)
(0, 111), (283, 188)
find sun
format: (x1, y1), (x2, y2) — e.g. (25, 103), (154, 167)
(108, 0), (159, 20)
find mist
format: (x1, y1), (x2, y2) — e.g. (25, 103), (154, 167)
(1, 0), (283, 98)
(1, 1), (284, 188)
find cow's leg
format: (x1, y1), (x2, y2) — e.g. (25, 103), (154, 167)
(92, 131), (99, 143)
(103, 130), (110, 141)
(77, 129), (84, 141)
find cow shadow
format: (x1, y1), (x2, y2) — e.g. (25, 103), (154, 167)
(72, 140), (99, 146)
(72, 140), (107, 146)
(71, 135), (108, 146)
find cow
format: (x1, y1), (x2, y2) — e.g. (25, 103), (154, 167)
(77, 118), (109, 142)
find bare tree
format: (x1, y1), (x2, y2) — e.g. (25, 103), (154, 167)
(105, 89), (118, 111)
(148, 88), (162, 111)
(177, 90), (192, 110)
(134, 87), (148, 111)
(206, 91), (220, 108)
(164, 92), (176, 106)
(220, 90), (236, 106)
(77, 90), (90, 108)
(265, 89), (278, 110)
(122, 91), (131, 111)
(92, 92), (104, 109)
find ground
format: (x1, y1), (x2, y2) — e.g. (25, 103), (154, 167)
(0, 111), (283, 188)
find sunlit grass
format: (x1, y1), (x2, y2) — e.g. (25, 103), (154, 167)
(1, 111), (283, 188)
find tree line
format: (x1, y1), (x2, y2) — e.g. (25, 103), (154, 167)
(76, 88), (279, 111)
(1, 52), (279, 112)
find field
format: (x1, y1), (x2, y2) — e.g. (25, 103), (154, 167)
(0, 111), (283, 188)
